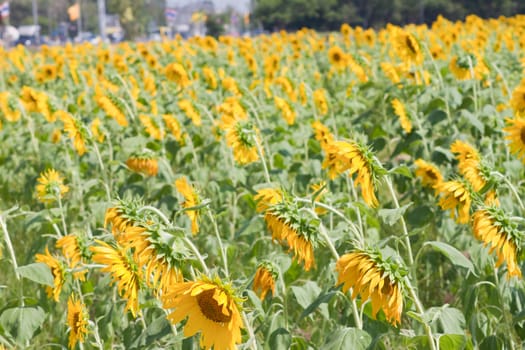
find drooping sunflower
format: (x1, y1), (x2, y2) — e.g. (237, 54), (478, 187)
(438, 180), (472, 224)
(36, 169), (69, 204)
(178, 99), (202, 126)
(391, 98), (412, 133)
(472, 207), (522, 278)
(414, 159), (443, 192)
(322, 140), (380, 207)
(313, 88), (329, 116)
(67, 294), (89, 349)
(162, 114), (183, 142)
(56, 234), (86, 281)
(264, 202), (316, 271)
(336, 249), (406, 326)
(161, 276), (244, 350)
(222, 115), (260, 165)
(56, 111), (88, 156)
(35, 247), (65, 302)
(202, 66), (218, 90)
(126, 156), (159, 177)
(165, 62), (191, 88)
(90, 240), (141, 317)
(274, 96), (296, 125)
(90, 118), (105, 143)
(95, 91), (128, 127)
(175, 177), (201, 235)
(503, 117), (525, 163)
(139, 114), (165, 140)
(253, 262), (278, 300)
(450, 140), (486, 191)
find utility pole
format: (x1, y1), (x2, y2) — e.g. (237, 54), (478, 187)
(77, 0), (83, 38)
(98, 0), (106, 41)
(32, 0), (39, 41)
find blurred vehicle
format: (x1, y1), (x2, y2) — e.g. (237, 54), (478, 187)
(148, 26), (172, 41)
(75, 31), (100, 44)
(16, 25), (41, 46)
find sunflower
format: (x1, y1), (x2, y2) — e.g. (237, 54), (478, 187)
(202, 66), (218, 90)
(322, 140), (379, 207)
(336, 249), (405, 326)
(57, 111), (88, 156)
(414, 159), (443, 192)
(165, 62), (191, 88)
(95, 91), (128, 127)
(219, 108), (260, 165)
(162, 114), (183, 142)
(0, 92), (21, 122)
(264, 202), (316, 271)
(274, 96), (296, 125)
(139, 114), (165, 140)
(39, 64), (58, 82)
(380, 62), (402, 85)
(503, 117), (525, 163)
(126, 156), (159, 177)
(222, 76), (241, 95)
(178, 99), (202, 126)
(510, 84), (525, 117)
(36, 169), (69, 204)
(56, 234), (86, 281)
(449, 56), (470, 80)
(35, 247), (65, 302)
(254, 188), (283, 212)
(20, 86), (39, 113)
(161, 276), (244, 350)
(313, 89), (329, 116)
(328, 46), (347, 70)
(450, 140), (486, 191)
(438, 180), (472, 224)
(90, 240), (141, 317)
(391, 98), (412, 133)
(472, 207), (522, 278)
(253, 262), (277, 300)
(394, 31), (423, 66)
(311, 121), (335, 152)
(175, 177), (201, 235)
(90, 118), (105, 143)
(67, 294), (89, 349)
(298, 82), (308, 106)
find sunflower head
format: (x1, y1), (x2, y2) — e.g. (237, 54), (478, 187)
(126, 151), (159, 177)
(438, 180), (472, 224)
(35, 247), (65, 302)
(336, 248), (407, 326)
(67, 294), (89, 349)
(162, 275), (244, 350)
(264, 201), (319, 271)
(36, 169), (69, 204)
(503, 117), (525, 163)
(472, 206), (523, 278)
(414, 159), (443, 192)
(253, 261), (278, 300)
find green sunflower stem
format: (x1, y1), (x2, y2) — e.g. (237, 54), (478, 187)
(385, 176), (414, 266)
(491, 171), (524, 211)
(0, 211), (20, 280)
(88, 321), (104, 350)
(406, 280), (437, 350)
(241, 311), (257, 350)
(294, 197), (363, 245)
(183, 237), (210, 275)
(207, 210), (229, 277)
(253, 133), (272, 184)
(57, 194), (68, 237)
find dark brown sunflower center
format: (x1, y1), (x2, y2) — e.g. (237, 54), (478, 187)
(332, 52), (342, 62)
(196, 289), (232, 323)
(426, 170), (438, 180)
(521, 126), (525, 145)
(406, 36), (416, 54)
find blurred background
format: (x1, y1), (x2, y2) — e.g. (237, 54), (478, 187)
(0, 0), (525, 46)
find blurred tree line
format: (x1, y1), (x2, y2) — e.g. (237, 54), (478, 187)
(7, 0), (165, 39)
(252, 0), (525, 31)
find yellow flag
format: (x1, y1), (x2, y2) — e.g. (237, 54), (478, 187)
(68, 3), (80, 21)
(123, 7), (134, 22)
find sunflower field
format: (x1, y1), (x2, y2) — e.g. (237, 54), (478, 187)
(1, 13), (525, 350)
